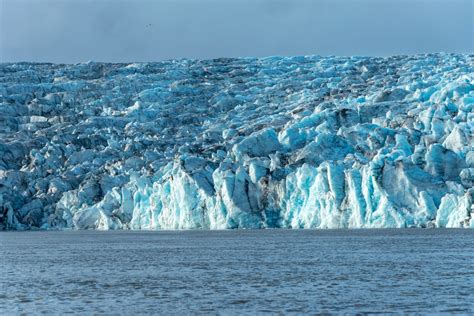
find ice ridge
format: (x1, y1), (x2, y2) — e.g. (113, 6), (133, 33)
(0, 54), (473, 230)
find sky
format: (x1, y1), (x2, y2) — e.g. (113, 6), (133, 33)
(0, 0), (473, 63)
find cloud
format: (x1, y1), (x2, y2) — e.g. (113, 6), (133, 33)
(1, 0), (472, 63)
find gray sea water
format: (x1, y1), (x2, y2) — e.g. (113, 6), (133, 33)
(1, 230), (473, 314)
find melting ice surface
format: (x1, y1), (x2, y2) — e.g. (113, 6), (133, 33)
(0, 54), (473, 230)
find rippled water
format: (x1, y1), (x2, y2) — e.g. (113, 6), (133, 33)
(1, 230), (473, 314)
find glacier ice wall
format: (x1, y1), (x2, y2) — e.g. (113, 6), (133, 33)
(1, 54), (473, 230)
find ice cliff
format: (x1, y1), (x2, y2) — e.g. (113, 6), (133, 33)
(1, 54), (473, 230)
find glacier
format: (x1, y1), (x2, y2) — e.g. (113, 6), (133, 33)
(0, 53), (473, 230)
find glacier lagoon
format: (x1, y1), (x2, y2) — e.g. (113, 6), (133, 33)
(0, 53), (473, 230)
(1, 230), (474, 314)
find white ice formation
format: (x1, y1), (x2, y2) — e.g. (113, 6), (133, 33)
(1, 54), (473, 230)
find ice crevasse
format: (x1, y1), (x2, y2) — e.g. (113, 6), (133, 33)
(0, 53), (473, 230)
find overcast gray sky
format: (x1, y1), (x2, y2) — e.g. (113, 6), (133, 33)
(1, 0), (473, 63)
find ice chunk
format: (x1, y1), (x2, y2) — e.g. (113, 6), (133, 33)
(233, 128), (281, 159)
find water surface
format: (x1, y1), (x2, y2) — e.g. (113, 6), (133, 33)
(1, 230), (473, 314)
